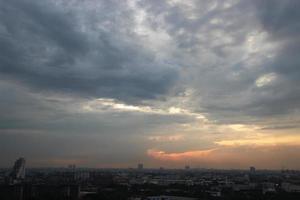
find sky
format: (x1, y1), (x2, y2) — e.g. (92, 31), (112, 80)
(1, 0), (300, 169)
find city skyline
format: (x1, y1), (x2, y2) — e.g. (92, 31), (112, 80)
(1, 0), (300, 169)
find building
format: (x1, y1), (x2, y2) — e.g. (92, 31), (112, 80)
(250, 166), (256, 173)
(0, 184), (80, 200)
(282, 182), (300, 193)
(9, 158), (26, 184)
(68, 164), (76, 171)
(137, 163), (143, 170)
(146, 196), (197, 200)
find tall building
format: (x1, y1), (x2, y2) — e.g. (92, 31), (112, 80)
(9, 158), (26, 184)
(138, 163), (143, 170)
(250, 166), (256, 173)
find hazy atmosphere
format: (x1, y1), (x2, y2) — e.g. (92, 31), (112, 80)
(1, 0), (300, 169)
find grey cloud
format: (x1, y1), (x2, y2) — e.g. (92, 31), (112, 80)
(0, 80), (192, 133)
(260, 124), (300, 131)
(1, 0), (300, 168)
(255, 0), (300, 40)
(0, 80), (194, 167)
(0, 130), (148, 167)
(245, 0), (300, 117)
(0, 0), (178, 104)
(137, 0), (300, 124)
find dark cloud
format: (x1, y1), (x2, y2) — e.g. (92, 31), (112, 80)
(0, 0), (178, 103)
(242, 0), (300, 118)
(255, 0), (300, 40)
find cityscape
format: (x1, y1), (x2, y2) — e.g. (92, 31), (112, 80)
(1, 0), (300, 199)
(1, 158), (300, 199)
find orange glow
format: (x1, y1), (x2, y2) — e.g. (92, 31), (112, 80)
(147, 148), (216, 161)
(215, 134), (300, 147)
(147, 144), (300, 169)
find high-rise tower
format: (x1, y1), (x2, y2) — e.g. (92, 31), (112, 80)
(10, 157), (26, 180)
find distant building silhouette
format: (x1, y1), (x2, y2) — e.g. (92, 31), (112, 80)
(250, 166), (256, 173)
(8, 157), (26, 184)
(138, 163), (143, 170)
(68, 164), (76, 171)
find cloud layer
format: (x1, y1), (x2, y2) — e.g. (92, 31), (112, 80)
(0, 0), (300, 169)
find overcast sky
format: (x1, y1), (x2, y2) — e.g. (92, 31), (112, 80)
(1, 0), (300, 169)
